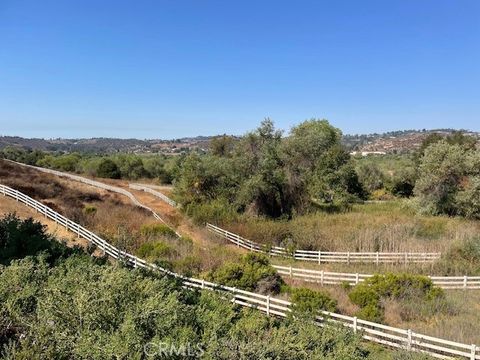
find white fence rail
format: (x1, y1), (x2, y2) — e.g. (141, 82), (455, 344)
(207, 223), (441, 265)
(273, 265), (480, 290)
(129, 183), (177, 207)
(0, 184), (478, 359)
(4, 160), (181, 236)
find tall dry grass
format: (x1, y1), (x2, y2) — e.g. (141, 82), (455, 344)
(224, 200), (480, 253)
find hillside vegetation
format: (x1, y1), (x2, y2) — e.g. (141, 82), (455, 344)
(0, 213), (430, 359)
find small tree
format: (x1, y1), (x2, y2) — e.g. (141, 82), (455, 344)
(96, 158), (121, 179)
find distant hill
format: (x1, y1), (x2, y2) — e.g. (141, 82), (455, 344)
(0, 136), (214, 154)
(1, 129), (478, 155)
(342, 129), (479, 154)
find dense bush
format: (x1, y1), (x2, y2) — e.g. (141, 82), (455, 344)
(0, 253), (375, 359)
(289, 287), (337, 316)
(207, 253), (284, 294)
(0, 214), (77, 265)
(414, 137), (480, 218)
(96, 158), (121, 179)
(137, 240), (178, 260)
(349, 273), (445, 322)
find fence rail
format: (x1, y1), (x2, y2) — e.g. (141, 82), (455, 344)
(207, 223), (442, 265)
(4, 160), (181, 236)
(273, 265), (480, 290)
(129, 183), (177, 207)
(1, 183), (478, 359)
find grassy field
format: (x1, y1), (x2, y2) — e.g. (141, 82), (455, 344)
(222, 200), (479, 254)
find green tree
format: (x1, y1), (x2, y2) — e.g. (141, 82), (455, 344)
(96, 158), (121, 179)
(414, 141), (466, 215)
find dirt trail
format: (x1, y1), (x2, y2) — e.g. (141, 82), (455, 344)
(103, 179), (223, 249)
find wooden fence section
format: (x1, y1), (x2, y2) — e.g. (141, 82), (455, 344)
(5, 160), (181, 236)
(1, 184), (478, 359)
(207, 223), (441, 265)
(129, 183), (177, 207)
(273, 265), (480, 290)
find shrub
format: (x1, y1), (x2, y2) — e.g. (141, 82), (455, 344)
(83, 205), (97, 215)
(140, 223), (177, 238)
(290, 287), (337, 316)
(174, 256), (203, 276)
(96, 158), (121, 179)
(349, 273), (445, 322)
(0, 214), (77, 265)
(207, 253), (284, 294)
(137, 241), (178, 260)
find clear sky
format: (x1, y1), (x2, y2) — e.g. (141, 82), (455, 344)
(0, 0), (479, 139)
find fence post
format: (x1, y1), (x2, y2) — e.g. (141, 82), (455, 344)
(376, 252), (379, 266)
(318, 250), (321, 264)
(266, 295), (270, 316)
(321, 270), (324, 286)
(347, 251), (350, 265)
(201, 279), (205, 289)
(464, 275), (468, 290)
(289, 266), (293, 278)
(407, 329), (412, 351)
(355, 273), (359, 285)
(353, 316), (357, 333)
(471, 344), (476, 360)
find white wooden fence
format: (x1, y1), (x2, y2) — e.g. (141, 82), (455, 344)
(1, 183), (478, 359)
(207, 223), (441, 265)
(4, 160), (181, 236)
(273, 265), (480, 290)
(129, 183), (177, 207)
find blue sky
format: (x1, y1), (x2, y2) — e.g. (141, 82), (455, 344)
(0, 0), (479, 139)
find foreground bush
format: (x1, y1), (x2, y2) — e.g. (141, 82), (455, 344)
(290, 287), (337, 317)
(0, 213), (77, 265)
(0, 254), (376, 359)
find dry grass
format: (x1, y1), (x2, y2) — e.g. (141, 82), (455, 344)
(223, 200), (480, 253)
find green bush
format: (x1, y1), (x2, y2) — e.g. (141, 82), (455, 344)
(290, 287), (337, 316)
(207, 253), (284, 294)
(174, 255), (203, 276)
(96, 158), (121, 179)
(136, 241), (178, 260)
(348, 273), (445, 322)
(0, 254), (375, 359)
(139, 223), (177, 238)
(0, 214), (77, 265)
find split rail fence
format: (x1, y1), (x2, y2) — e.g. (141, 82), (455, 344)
(207, 223), (441, 265)
(129, 183), (177, 207)
(1, 183), (478, 359)
(273, 265), (480, 290)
